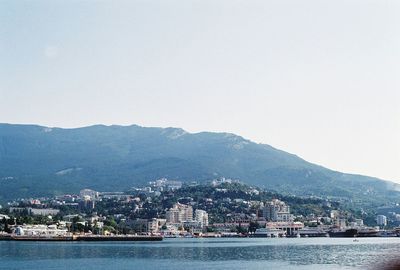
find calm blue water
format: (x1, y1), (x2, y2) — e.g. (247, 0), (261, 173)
(1, 238), (400, 269)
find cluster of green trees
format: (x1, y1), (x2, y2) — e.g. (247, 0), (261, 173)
(0, 218), (12, 233)
(0, 215), (56, 228)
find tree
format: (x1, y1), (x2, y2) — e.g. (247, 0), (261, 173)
(206, 226), (215, 233)
(104, 218), (117, 229)
(84, 221), (93, 233)
(76, 223), (85, 232)
(4, 222), (10, 233)
(236, 224), (247, 234)
(71, 216), (83, 233)
(1, 217), (11, 233)
(248, 221), (260, 234)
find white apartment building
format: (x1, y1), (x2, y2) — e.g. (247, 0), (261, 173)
(166, 203), (193, 223)
(263, 199), (293, 222)
(195, 209), (209, 228)
(166, 208), (180, 223)
(376, 215), (387, 227)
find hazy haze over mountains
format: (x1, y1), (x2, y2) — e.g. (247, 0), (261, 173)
(0, 123), (399, 204)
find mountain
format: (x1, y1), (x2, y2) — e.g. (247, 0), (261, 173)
(0, 123), (399, 205)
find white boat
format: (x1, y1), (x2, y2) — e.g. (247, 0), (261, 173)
(296, 227), (329, 238)
(253, 227), (286, 238)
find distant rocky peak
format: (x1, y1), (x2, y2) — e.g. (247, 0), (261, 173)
(161, 128), (188, 139)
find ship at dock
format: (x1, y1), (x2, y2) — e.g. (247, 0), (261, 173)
(252, 227), (287, 238)
(356, 227), (380, 237)
(296, 227), (329, 238)
(328, 228), (358, 238)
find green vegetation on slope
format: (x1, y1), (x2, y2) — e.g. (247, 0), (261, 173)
(0, 123), (399, 207)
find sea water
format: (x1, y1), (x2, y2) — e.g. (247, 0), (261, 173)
(1, 237), (400, 269)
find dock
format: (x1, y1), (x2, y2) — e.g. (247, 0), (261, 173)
(0, 234), (163, 242)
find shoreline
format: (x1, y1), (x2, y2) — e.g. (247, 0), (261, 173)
(0, 234), (163, 242)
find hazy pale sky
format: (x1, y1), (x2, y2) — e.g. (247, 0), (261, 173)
(0, 0), (399, 182)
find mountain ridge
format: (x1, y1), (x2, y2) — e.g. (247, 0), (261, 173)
(0, 123), (398, 205)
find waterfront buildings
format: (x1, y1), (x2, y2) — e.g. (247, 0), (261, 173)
(148, 218), (167, 233)
(265, 221), (304, 235)
(14, 224), (68, 236)
(122, 218), (167, 233)
(2, 180), (395, 237)
(164, 203), (210, 232)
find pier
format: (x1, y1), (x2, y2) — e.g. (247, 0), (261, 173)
(0, 234), (163, 242)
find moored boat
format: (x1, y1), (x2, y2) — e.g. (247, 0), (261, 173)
(328, 228), (358, 238)
(296, 227), (329, 238)
(357, 228), (379, 237)
(252, 227), (286, 238)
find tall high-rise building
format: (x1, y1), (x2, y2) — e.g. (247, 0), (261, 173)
(195, 209), (209, 228)
(166, 203), (193, 223)
(166, 208), (180, 223)
(176, 203), (193, 222)
(263, 199), (293, 222)
(376, 215), (387, 227)
(79, 195), (95, 210)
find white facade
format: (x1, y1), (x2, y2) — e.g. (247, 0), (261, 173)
(15, 225), (68, 236)
(195, 209), (209, 228)
(376, 215), (387, 226)
(79, 189), (99, 200)
(263, 199), (293, 222)
(166, 208), (180, 223)
(29, 208), (60, 216)
(166, 203), (193, 223)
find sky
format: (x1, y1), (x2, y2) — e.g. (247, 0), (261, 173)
(0, 0), (399, 182)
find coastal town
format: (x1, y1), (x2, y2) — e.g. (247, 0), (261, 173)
(1, 178), (399, 240)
